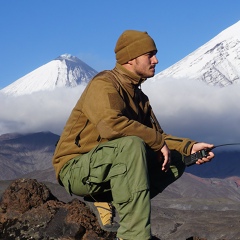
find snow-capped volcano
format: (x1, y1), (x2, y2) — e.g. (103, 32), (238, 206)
(154, 21), (240, 87)
(1, 54), (98, 96)
(2, 21), (240, 96)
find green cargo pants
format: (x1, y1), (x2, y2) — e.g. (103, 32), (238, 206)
(59, 136), (185, 240)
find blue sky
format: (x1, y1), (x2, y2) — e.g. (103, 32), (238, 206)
(0, 0), (240, 89)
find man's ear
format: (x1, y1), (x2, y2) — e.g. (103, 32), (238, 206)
(122, 60), (133, 68)
(127, 59), (135, 65)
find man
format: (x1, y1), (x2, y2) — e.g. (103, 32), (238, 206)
(52, 30), (214, 240)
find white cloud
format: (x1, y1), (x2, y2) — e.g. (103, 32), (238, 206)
(1, 79), (240, 147)
(0, 86), (85, 135)
(143, 78), (240, 145)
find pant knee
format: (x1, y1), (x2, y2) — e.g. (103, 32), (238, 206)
(121, 136), (146, 152)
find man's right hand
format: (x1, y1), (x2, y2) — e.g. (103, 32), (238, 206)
(157, 143), (171, 172)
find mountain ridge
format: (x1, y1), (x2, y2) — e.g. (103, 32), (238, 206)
(0, 131), (240, 239)
(153, 21), (240, 87)
(1, 131), (239, 183)
(0, 131), (59, 180)
(1, 54), (98, 96)
(1, 21), (240, 97)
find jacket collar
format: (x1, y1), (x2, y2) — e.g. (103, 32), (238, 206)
(114, 63), (146, 87)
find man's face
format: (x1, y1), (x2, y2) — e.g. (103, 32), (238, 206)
(131, 50), (158, 78)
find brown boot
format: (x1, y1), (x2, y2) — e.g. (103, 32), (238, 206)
(86, 201), (119, 232)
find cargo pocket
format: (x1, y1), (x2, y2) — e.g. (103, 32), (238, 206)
(108, 163), (131, 204)
(84, 142), (132, 203)
(87, 145), (115, 184)
(87, 158), (113, 184)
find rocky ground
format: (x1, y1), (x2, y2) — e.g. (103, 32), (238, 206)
(0, 179), (116, 240)
(1, 179), (240, 240)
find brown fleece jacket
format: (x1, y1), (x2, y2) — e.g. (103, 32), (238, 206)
(52, 63), (196, 180)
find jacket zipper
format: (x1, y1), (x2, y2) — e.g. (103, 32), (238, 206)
(75, 119), (89, 147)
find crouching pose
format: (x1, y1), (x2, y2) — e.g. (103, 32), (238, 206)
(52, 30), (214, 240)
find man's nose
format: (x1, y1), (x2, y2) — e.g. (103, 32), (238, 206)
(152, 55), (158, 64)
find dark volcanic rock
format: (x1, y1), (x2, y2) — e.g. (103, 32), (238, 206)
(0, 178), (237, 240)
(0, 178), (116, 240)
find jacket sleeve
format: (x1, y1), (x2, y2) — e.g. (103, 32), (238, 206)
(81, 77), (165, 151)
(163, 133), (196, 156)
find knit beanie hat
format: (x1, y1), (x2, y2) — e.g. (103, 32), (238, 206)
(115, 30), (157, 64)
